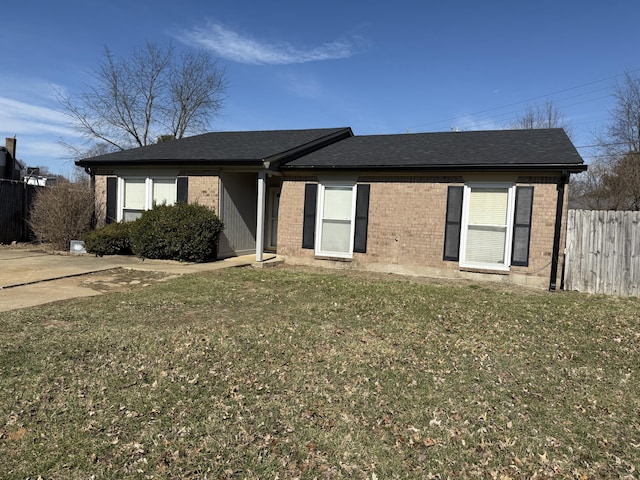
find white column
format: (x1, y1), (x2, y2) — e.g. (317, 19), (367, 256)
(255, 171), (266, 262)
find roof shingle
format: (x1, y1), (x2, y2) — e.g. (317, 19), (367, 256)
(283, 128), (585, 171)
(76, 127), (353, 167)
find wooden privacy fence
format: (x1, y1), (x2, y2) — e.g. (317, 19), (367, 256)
(0, 179), (41, 244)
(565, 209), (640, 297)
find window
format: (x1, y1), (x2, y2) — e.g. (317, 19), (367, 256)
(461, 185), (513, 269)
(152, 178), (177, 206)
(317, 182), (357, 257)
(122, 178), (146, 221)
(118, 177), (178, 222)
(444, 183), (534, 271)
(302, 182), (370, 258)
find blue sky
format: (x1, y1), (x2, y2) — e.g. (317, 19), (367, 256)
(2, 0), (639, 175)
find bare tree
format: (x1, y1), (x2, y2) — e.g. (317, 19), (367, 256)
(603, 152), (640, 210)
(59, 42), (227, 153)
(579, 72), (640, 211)
(512, 99), (573, 138)
(569, 158), (615, 210)
(595, 72), (640, 156)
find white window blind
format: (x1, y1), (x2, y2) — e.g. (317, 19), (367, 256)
(120, 177), (178, 222)
(468, 188), (508, 225)
(152, 178), (176, 206)
(465, 187), (509, 265)
(123, 179), (146, 210)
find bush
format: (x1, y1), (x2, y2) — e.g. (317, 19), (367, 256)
(83, 222), (132, 256)
(129, 203), (223, 262)
(29, 181), (94, 250)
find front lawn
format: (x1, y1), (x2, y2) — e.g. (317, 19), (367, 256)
(1, 267), (638, 478)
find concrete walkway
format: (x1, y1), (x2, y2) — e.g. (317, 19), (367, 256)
(0, 246), (280, 312)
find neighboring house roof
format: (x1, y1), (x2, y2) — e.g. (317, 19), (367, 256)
(76, 127), (353, 168)
(282, 128), (586, 172)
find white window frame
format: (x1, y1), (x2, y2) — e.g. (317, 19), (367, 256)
(315, 180), (358, 259)
(117, 176), (178, 222)
(459, 182), (515, 271)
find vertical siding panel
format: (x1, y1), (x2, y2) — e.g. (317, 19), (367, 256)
(217, 173), (258, 258)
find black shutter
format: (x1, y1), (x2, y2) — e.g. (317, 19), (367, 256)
(106, 177), (117, 225)
(443, 186), (464, 261)
(302, 183), (317, 249)
(177, 177), (189, 203)
(511, 186), (534, 266)
(353, 184), (370, 253)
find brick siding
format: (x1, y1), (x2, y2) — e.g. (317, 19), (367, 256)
(92, 174), (220, 226)
(187, 175), (219, 213)
(278, 173), (568, 288)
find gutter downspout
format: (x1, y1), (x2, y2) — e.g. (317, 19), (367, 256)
(549, 170), (569, 291)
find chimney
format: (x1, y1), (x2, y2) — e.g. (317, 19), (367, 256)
(5, 137), (16, 159)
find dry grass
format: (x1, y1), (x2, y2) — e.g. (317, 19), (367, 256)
(0, 266), (638, 479)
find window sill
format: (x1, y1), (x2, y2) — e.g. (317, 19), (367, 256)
(460, 266), (510, 275)
(314, 255), (353, 262)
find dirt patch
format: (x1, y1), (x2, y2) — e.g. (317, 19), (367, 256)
(42, 318), (73, 329)
(80, 268), (176, 293)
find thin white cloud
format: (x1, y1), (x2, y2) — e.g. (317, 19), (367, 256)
(178, 21), (362, 65)
(0, 78), (84, 169)
(0, 97), (72, 137)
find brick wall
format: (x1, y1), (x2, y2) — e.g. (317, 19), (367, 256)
(91, 174), (220, 226)
(277, 176), (316, 261)
(187, 175), (219, 212)
(278, 173), (566, 288)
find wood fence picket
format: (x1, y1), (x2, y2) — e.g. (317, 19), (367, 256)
(565, 209), (640, 297)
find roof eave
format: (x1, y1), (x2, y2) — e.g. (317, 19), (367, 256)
(77, 158), (265, 168)
(281, 163), (588, 173)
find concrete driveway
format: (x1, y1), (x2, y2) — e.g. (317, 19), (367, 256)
(0, 245), (278, 312)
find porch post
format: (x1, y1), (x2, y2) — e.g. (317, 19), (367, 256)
(256, 170), (266, 262)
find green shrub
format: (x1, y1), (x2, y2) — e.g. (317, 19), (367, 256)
(129, 203), (223, 262)
(83, 222), (133, 256)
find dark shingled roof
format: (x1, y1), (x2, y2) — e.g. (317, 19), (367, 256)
(282, 128), (586, 172)
(76, 127), (353, 167)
